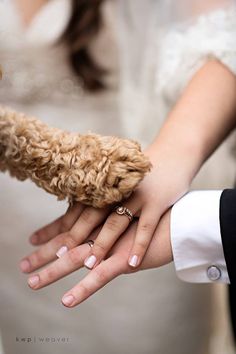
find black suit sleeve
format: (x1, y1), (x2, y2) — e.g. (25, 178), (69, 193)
(220, 189), (236, 284)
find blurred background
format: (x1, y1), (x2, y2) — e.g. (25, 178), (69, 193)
(0, 0), (236, 353)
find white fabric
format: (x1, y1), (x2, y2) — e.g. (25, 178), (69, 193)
(171, 191), (230, 283)
(0, 1), (236, 354)
(0, 0), (85, 104)
(117, 0), (236, 145)
(156, 3), (236, 105)
(25, 0), (72, 45)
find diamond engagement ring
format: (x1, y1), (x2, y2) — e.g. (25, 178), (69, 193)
(114, 205), (133, 222)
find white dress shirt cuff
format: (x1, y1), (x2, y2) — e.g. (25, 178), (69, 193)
(170, 190), (230, 283)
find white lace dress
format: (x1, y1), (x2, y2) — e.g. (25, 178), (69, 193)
(0, 1), (236, 354)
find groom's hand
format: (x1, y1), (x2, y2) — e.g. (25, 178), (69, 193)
(22, 210), (173, 307)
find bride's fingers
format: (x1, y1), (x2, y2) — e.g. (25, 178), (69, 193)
(127, 207), (159, 268)
(29, 203), (84, 245)
(27, 243), (92, 290)
(61, 255), (125, 308)
(83, 196), (140, 270)
(20, 220), (105, 273)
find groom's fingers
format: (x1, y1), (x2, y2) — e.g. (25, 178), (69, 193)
(27, 243), (92, 290)
(20, 224), (103, 273)
(29, 203), (84, 245)
(23, 206), (111, 273)
(61, 256), (125, 307)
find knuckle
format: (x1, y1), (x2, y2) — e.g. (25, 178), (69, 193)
(139, 221), (154, 233)
(61, 232), (77, 248)
(94, 239), (107, 254)
(45, 266), (57, 281)
(36, 230), (47, 242)
(105, 217), (120, 232)
(93, 267), (108, 284)
(78, 283), (90, 298)
(60, 217), (71, 233)
(79, 208), (93, 225)
(135, 239), (149, 251)
(67, 248), (82, 266)
(30, 251), (45, 267)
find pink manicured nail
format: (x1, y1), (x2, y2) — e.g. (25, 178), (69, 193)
(129, 255), (139, 267)
(84, 255), (97, 269)
(30, 233), (38, 244)
(20, 259), (31, 273)
(62, 294), (75, 307)
(56, 246), (68, 258)
(28, 275), (40, 288)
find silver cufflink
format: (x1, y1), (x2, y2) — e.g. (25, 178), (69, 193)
(207, 265), (221, 281)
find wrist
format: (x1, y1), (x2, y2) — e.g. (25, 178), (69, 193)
(144, 139), (199, 189)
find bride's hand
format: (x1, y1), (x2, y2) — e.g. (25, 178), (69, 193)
(25, 210), (172, 308)
(19, 59), (236, 274)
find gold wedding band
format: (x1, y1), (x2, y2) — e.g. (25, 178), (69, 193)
(85, 240), (94, 248)
(114, 205), (133, 222)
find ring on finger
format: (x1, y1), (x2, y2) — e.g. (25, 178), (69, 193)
(113, 205), (134, 222)
(84, 239), (94, 248)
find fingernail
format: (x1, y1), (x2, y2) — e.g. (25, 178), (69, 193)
(30, 233), (38, 244)
(20, 259), (31, 273)
(62, 294), (75, 307)
(28, 275), (40, 288)
(56, 246), (68, 258)
(84, 255), (97, 269)
(129, 255), (139, 267)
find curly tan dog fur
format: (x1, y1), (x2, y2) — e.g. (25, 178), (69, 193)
(0, 106), (151, 208)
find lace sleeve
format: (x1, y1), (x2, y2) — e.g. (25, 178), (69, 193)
(156, 5), (236, 101)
